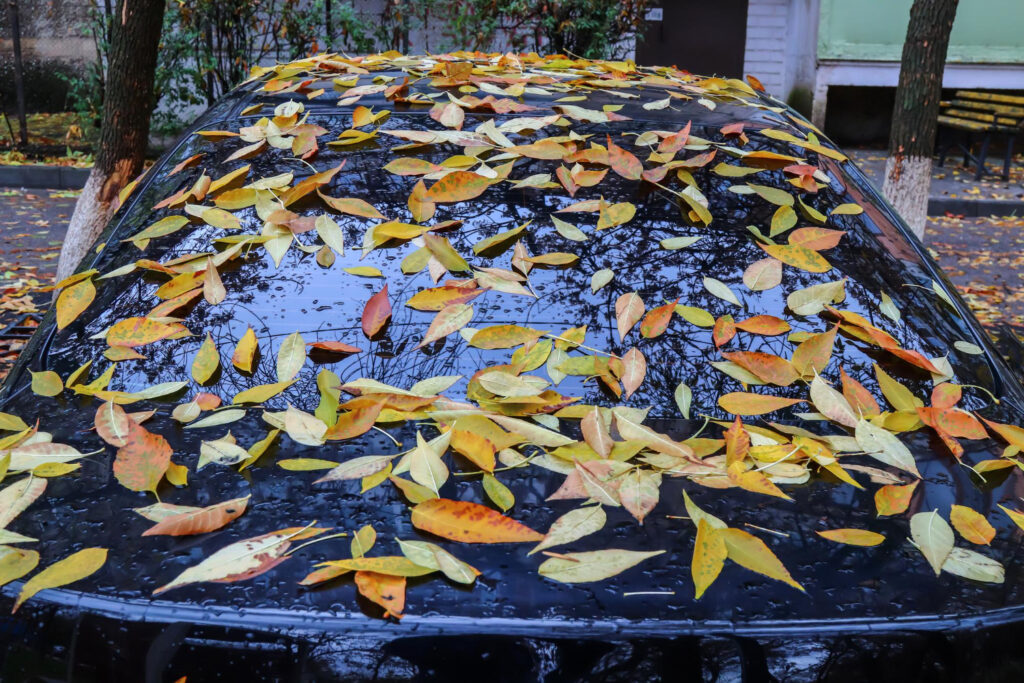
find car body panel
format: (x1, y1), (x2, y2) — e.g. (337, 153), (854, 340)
(2, 57), (1024, 655)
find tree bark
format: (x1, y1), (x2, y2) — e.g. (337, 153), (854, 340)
(883, 0), (959, 241)
(55, 0), (166, 284)
(7, 0), (28, 146)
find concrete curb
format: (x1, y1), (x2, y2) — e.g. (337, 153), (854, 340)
(0, 165), (90, 190)
(928, 198), (1023, 217)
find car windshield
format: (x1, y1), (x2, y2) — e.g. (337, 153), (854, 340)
(42, 111), (999, 419)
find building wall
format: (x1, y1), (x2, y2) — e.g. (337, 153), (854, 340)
(0, 0), (96, 112)
(818, 0), (1024, 63)
(742, 0), (788, 95)
(742, 0), (818, 111)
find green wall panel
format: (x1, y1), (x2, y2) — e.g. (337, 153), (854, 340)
(818, 0), (1024, 63)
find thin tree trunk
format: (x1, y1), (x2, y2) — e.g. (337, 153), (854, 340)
(7, 0), (28, 146)
(56, 0), (166, 284)
(883, 0), (959, 241)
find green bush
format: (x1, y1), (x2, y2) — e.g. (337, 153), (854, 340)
(60, 0), (655, 139)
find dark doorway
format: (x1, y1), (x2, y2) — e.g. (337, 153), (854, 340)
(635, 1), (749, 77)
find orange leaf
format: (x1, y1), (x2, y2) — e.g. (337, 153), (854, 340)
(410, 498), (543, 543)
(361, 285), (392, 338)
(615, 292), (645, 341)
(408, 179), (436, 222)
(406, 284), (481, 311)
(722, 351), (799, 386)
(874, 481), (918, 516)
(789, 227), (845, 250)
(734, 315), (790, 336)
(354, 571), (406, 618)
(713, 315), (736, 347)
(468, 324), (546, 349)
(718, 392), (803, 416)
(95, 400), (133, 447)
(979, 416), (1024, 449)
(142, 496), (250, 536)
(621, 347), (647, 399)
(325, 402), (384, 441)
(790, 325), (837, 376)
(840, 367), (880, 417)
(318, 191), (385, 219)
(728, 462), (791, 500)
(606, 135), (642, 180)
(640, 299), (678, 338)
(949, 504), (996, 545)
(424, 171), (490, 203)
(931, 383), (962, 410)
(113, 419), (172, 493)
(450, 429), (496, 472)
(724, 416), (750, 466)
(307, 341), (361, 354)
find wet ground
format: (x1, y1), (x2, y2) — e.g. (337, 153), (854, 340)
(850, 149), (1024, 203)
(0, 187), (71, 377)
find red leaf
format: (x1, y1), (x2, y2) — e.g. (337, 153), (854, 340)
(361, 285), (392, 338)
(606, 135), (642, 180)
(307, 341), (362, 354)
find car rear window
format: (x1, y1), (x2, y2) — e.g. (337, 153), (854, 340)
(42, 111), (999, 420)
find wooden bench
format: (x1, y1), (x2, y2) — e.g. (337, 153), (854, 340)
(936, 90), (1024, 180)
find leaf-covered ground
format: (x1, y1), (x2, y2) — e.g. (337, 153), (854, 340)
(0, 112), (96, 163)
(0, 188), (70, 378)
(850, 149), (1024, 203)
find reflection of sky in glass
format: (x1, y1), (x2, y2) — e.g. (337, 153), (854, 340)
(8, 91), (1024, 627)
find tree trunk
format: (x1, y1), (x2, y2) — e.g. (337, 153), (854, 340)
(55, 0), (166, 284)
(883, 0), (959, 241)
(7, 0), (28, 146)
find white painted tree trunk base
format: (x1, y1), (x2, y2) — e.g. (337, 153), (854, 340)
(882, 155), (931, 241)
(55, 169), (116, 287)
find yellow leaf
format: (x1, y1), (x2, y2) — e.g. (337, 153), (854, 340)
(191, 334), (220, 384)
(816, 528), (885, 546)
(14, 547), (107, 612)
(233, 380), (295, 404)
(721, 527), (803, 591)
(692, 519), (727, 599)
(55, 278), (95, 330)
(30, 371), (63, 397)
(344, 266), (383, 277)
(232, 328), (258, 373)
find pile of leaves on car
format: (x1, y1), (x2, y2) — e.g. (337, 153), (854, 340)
(3, 52), (1024, 620)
